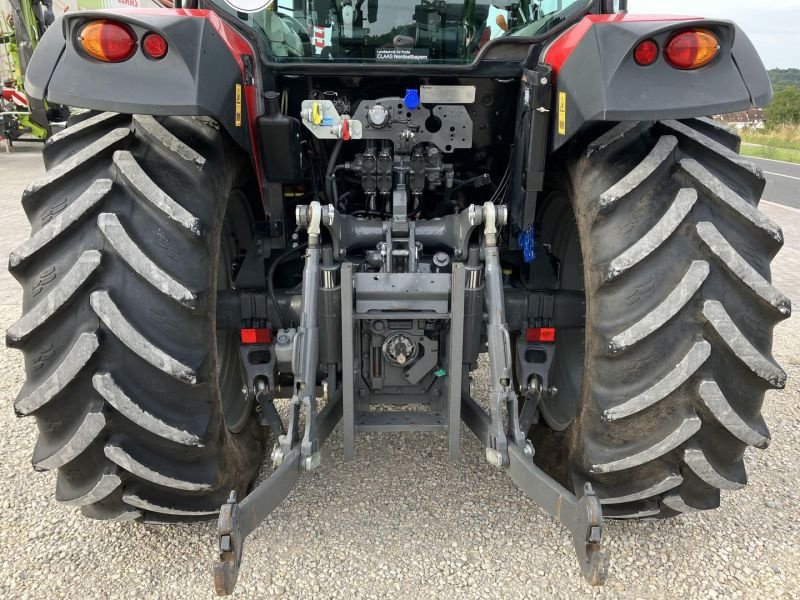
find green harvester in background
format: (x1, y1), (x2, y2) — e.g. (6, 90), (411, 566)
(1, 0), (67, 146)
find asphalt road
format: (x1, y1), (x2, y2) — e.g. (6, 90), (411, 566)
(750, 157), (800, 210)
(0, 142), (798, 599)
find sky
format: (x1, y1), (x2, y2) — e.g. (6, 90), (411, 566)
(632, 0), (800, 69)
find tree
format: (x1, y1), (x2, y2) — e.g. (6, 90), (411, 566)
(766, 86), (800, 128)
(769, 68), (800, 92)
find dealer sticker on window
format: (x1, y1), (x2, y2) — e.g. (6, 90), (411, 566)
(376, 48), (430, 62)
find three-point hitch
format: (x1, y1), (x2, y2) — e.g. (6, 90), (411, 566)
(213, 202), (608, 595)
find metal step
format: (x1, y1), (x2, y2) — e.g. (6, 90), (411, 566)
(355, 410), (446, 432)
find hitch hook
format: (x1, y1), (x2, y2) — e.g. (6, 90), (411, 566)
(570, 483), (609, 586)
(213, 491), (244, 596)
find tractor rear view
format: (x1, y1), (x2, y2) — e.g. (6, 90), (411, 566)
(9, 0), (788, 594)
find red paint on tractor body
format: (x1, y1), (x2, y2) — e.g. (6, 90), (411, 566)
(107, 9), (264, 196)
(544, 14), (703, 74)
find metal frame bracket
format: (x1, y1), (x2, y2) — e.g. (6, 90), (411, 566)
(212, 389), (343, 596)
(462, 395), (609, 586)
(507, 443), (608, 585)
(213, 447), (302, 595)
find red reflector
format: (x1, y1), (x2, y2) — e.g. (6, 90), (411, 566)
(526, 327), (556, 343)
(142, 33), (168, 60)
(240, 328), (272, 344)
(664, 29), (719, 70)
(634, 39), (659, 66)
(78, 20), (136, 63)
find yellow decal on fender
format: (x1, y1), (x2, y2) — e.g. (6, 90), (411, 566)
(558, 92), (567, 136)
(235, 84), (242, 127)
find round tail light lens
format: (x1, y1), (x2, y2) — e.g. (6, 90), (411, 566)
(78, 20), (136, 63)
(142, 33), (168, 60)
(665, 29), (720, 70)
(634, 39), (659, 66)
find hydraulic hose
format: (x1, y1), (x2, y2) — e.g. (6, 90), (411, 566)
(268, 243), (308, 329)
(325, 139), (344, 205)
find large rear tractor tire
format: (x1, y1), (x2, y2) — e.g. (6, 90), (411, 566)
(558, 118), (789, 519)
(7, 113), (266, 522)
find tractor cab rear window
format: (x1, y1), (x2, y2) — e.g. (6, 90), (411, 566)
(210, 0), (591, 64)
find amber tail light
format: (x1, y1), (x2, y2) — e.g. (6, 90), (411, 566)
(664, 29), (720, 70)
(78, 20), (137, 63)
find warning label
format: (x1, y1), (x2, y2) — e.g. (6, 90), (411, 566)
(235, 84), (242, 127)
(558, 92), (567, 136)
(376, 48), (430, 62)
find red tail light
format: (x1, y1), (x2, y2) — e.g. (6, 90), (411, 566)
(664, 29), (720, 70)
(78, 20), (136, 63)
(633, 40), (659, 66)
(526, 327), (556, 343)
(240, 328), (272, 345)
(142, 33), (168, 60)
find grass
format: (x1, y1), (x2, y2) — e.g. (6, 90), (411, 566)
(733, 123), (800, 164)
(740, 144), (800, 164)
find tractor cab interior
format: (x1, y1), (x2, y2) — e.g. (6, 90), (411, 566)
(210, 0), (591, 63)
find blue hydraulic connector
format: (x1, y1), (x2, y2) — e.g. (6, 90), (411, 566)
(517, 225), (536, 263)
(404, 89), (420, 111)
